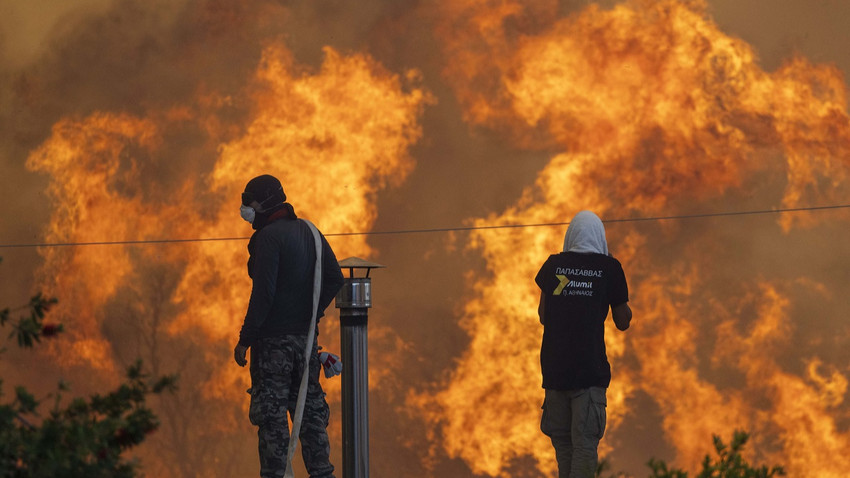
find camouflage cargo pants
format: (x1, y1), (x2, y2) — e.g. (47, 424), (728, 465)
(249, 335), (335, 478)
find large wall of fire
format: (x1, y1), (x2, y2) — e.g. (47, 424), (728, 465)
(1, 1), (849, 477)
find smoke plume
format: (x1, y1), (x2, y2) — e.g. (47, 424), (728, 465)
(2, 0), (850, 477)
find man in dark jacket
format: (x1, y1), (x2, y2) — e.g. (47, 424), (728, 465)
(535, 210), (632, 478)
(233, 174), (344, 478)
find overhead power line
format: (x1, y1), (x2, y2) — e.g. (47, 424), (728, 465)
(1, 203), (849, 249)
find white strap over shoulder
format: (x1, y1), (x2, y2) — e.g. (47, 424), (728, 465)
(284, 218), (323, 478)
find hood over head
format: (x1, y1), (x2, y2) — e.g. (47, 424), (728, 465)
(563, 210), (608, 255)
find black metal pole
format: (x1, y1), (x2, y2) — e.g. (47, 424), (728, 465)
(339, 303), (369, 478)
(336, 272), (372, 478)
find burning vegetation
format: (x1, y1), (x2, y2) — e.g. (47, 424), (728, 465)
(2, 0), (850, 476)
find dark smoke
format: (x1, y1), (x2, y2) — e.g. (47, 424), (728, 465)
(2, 1), (850, 477)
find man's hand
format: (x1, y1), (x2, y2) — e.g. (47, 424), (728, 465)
(234, 343), (249, 367)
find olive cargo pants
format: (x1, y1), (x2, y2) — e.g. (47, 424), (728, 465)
(540, 387), (607, 478)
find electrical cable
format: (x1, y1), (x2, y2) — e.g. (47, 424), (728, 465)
(1, 203), (849, 248)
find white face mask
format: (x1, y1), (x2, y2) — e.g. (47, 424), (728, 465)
(240, 205), (256, 224)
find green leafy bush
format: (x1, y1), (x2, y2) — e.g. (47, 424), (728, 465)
(647, 430), (785, 478)
(1, 257), (176, 478)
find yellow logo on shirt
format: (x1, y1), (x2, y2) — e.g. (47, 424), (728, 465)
(554, 274), (595, 296)
(553, 274), (570, 295)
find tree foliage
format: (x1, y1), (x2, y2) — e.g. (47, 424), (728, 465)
(1, 256), (176, 478)
(647, 430), (785, 478)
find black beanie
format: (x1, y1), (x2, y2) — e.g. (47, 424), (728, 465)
(242, 174), (286, 211)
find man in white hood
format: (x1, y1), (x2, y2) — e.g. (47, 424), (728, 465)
(535, 210), (632, 478)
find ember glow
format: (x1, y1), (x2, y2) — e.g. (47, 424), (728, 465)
(3, 0), (850, 477)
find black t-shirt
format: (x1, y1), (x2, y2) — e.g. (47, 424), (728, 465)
(535, 252), (629, 390)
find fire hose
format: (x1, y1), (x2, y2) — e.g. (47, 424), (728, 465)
(284, 218), (323, 478)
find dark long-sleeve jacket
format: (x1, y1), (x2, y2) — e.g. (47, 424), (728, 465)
(238, 217), (344, 347)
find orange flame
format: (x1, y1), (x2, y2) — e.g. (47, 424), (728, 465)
(25, 113), (174, 369)
(17, 1), (850, 476)
(172, 44), (430, 340)
(172, 44), (430, 406)
(419, 0), (850, 476)
(25, 41), (428, 475)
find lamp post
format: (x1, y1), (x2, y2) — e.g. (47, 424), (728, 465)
(335, 257), (385, 478)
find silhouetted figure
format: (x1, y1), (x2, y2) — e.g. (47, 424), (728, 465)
(233, 174), (343, 478)
(535, 210), (632, 478)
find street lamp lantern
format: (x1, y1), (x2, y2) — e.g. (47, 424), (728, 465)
(335, 257), (385, 478)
